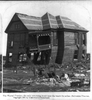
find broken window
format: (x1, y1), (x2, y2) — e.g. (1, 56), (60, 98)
(38, 35), (51, 45)
(73, 50), (78, 60)
(9, 53), (12, 62)
(31, 53), (34, 60)
(18, 53), (27, 62)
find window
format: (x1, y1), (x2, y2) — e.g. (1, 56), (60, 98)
(38, 35), (51, 45)
(9, 41), (14, 48)
(18, 53), (27, 62)
(73, 50), (78, 60)
(10, 41), (13, 47)
(82, 33), (86, 46)
(9, 53), (12, 62)
(31, 53), (34, 60)
(28, 35), (37, 48)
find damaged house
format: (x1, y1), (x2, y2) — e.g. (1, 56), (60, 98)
(5, 12), (88, 67)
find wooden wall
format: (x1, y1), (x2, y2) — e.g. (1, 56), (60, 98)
(6, 32), (28, 67)
(51, 31), (76, 64)
(62, 32), (76, 63)
(6, 30), (87, 67)
(51, 31), (85, 64)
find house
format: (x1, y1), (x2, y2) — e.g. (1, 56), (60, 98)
(5, 12), (88, 67)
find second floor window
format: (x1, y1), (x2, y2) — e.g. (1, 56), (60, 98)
(9, 41), (14, 47)
(15, 23), (20, 29)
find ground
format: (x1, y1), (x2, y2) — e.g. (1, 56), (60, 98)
(3, 61), (90, 92)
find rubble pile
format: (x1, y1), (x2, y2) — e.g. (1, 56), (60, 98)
(31, 62), (90, 90)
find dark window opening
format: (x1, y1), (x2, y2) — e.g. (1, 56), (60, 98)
(38, 35), (51, 45)
(73, 50), (78, 60)
(9, 53), (12, 62)
(28, 35), (37, 48)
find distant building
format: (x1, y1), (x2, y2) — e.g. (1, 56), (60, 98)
(5, 12), (88, 67)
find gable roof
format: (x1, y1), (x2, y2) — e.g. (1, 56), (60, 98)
(56, 16), (87, 31)
(42, 12), (58, 30)
(17, 13), (43, 30)
(5, 12), (88, 33)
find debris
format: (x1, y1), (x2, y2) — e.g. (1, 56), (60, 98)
(22, 78), (33, 84)
(3, 59), (90, 92)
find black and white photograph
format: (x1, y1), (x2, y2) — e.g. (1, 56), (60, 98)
(0, 52), (2, 93)
(0, 16), (2, 93)
(0, 0), (91, 97)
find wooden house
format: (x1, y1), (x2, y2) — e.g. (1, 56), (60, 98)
(5, 12), (88, 67)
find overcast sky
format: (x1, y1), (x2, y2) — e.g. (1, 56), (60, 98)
(0, 1), (92, 56)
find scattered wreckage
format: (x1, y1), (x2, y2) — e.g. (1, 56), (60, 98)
(3, 60), (90, 92)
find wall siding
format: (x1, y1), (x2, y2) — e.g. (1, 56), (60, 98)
(62, 32), (75, 63)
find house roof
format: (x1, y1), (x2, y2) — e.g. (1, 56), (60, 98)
(17, 13), (43, 30)
(6, 12), (88, 32)
(42, 13), (58, 30)
(56, 16), (87, 31)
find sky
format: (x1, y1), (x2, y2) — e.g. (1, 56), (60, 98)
(0, 1), (92, 56)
